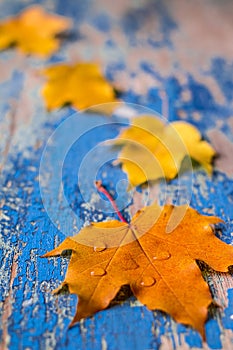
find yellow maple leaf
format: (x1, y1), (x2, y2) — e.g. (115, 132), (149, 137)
(41, 62), (118, 111)
(0, 6), (72, 57)
(114, 116), (215, 187)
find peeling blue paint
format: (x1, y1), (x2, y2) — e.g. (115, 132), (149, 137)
(0, 1), (233, 349)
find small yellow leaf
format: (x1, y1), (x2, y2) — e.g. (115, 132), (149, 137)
(0, 6), (72, 57)
(171, 122), (215, 174)
(41, 62), (118, 111)
(114, 116), (215, 187)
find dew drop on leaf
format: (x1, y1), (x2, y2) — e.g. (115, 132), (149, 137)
(139, 276), (156, 287)
(153, 251), (171, 261)
(203, 225), (211, 231)
(94, 244), (107, 252)
(124, 257), (139, 270)
(90, 267), (106, 276)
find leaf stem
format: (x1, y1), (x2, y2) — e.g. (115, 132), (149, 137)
(95, 180), (127, 223)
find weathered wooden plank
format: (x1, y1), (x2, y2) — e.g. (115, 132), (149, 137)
(0, 1), (233, 349)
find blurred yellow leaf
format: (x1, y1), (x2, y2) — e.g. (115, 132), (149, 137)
(0, 5), (72, 57)
(41, 62), (118, 111)
(114, 116), (215, 187)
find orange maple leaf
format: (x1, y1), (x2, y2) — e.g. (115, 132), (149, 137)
(41, 62), (118, 111)
(43, 203), (233, 338)
(0, 6), (72, 57)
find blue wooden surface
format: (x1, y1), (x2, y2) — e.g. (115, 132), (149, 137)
(1, 1), (233, 349)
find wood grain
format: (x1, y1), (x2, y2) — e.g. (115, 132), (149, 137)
(0, 1), (233, 349)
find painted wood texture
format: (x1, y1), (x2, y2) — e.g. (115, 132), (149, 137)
(0, 1), (233, 349)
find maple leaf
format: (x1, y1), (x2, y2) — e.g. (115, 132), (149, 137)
(41, 62), (117, 111)
(113, 116), (215, 187)
(43, 204), (233, 337)
(0, 6), (72, 57)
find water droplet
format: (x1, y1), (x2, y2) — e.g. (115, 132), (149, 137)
(90, 267), (106, 276)
(124, 257), (139, 270)
(93, 243), (107, 252)
(153, 251), (171, 261)
(203, 224), (211, 231)
(139, 276), (156, 287)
